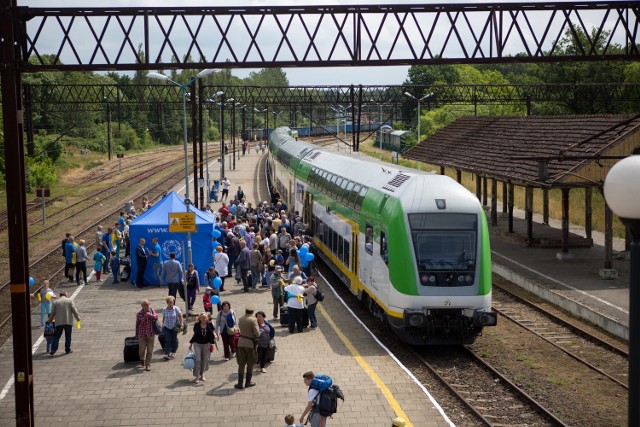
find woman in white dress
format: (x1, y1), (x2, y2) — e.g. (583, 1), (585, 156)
(213, 245), (230, 292)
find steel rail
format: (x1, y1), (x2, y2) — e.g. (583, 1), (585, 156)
(0, 161), (192, 332)
(494, 282), (629, 358)
(493, 305), (628, 389)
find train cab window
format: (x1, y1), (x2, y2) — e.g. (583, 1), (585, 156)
(365, 224), (374, 255)
(338, 179), (349, 203)
(380, 230), (388, 265)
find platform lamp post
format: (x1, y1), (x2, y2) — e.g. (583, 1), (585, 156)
(603, 155), (640, 427)
(216, 91), (225, 182)
(205, 91), (224, 203)
(404, 91), (434, 143)
(261, 108), (268, 141)
(147, 69), (216, 319)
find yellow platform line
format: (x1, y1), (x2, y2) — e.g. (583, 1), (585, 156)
(318, 303), (413, 427)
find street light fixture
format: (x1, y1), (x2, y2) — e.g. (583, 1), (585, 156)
(603, 155), (640, 427)
(404, 91), (434, 144)
(147, 68), (217, 319)
(204, 90), (223, 201)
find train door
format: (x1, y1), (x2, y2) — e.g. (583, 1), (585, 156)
(361, 223), (375, 292)
(351, 227), (360, 295)
(304, 192), (313, 226)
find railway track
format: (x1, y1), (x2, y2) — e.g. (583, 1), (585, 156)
(0, 145), (223, 338)
(492, 283), (629, 389)
(412, 346), (567, 426)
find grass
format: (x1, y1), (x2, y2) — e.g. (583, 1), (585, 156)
(83, 160), (104, 170)
(358, 136), (626, 238)
(516, 353), (532, 362)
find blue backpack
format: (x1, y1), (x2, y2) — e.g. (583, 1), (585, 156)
(44, 322), (55, 336)
(310, 374), (332, 391)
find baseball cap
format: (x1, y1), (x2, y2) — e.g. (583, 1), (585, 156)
(245, 304), (255, 313)
(275, 265), (284, 272)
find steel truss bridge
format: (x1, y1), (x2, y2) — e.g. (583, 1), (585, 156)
(1, 3), (640, 425)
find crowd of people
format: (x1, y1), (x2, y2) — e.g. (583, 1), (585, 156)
(52, 165), (338, 424)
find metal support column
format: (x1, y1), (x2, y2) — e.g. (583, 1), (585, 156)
(604, 200), (613, 270)
(491, 178), (498, 226)
(543, 188), (549, 224)
(502, 181), (508, 213)
(561, 188), (570, 254)
(190, 80), (198, 208)
(508, 182), (514, 233)
(24, 84), (34, 156)
(456, 170), (462, 184)
(198, 83), (205, 208)
(1, 0), (35, 423)
(525, 186), (533, 243)
(475, 174), (481, 201)
(482, 176), (488, 206)
(107, 103), (112, 161)
(585, 187), (593, 242)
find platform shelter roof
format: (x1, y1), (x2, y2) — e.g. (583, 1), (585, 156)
(403, 114), (640, 188)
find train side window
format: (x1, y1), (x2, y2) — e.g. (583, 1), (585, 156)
(344, 239), (350, 268)
(380, 230), (388, 265)
(337, 235), (344, 263)
(338, 178), (349, 203)
(365, 224), (373, 255)
(331, 229), (339, 254)
(350, 184), (362, 208)
(329, 175), (339, 198)
(355, 186), (368, 212)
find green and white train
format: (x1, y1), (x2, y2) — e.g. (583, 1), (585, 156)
(268, 127), (497, 345)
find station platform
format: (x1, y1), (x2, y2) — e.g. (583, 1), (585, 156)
(0, 147), (452, 426)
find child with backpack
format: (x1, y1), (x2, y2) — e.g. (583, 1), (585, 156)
(43, 321), (55, 353)
(300, 371), (344, 427)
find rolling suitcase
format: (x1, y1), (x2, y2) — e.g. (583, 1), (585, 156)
(123, 336), (140, 363)
(279, 306), (289, 327)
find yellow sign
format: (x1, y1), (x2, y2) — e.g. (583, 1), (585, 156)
(169, 212), (197, 232)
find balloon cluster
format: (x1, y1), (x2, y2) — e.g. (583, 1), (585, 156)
(297, 245), (315, 268)
(210, 295), (220, 305)
(212, 229), (221, 239)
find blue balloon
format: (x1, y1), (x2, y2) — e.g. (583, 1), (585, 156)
(213, 277), (222, 289)
(29, 277), (34, 287)
(305, 253), (315, 262)
(300, 259), (309, 268)
(211, 295), (220, 305)
(299, 245), (309, 256)
(212, 229), (221, 238)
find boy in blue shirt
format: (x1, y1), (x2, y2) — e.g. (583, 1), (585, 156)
(109, 250), (120, 283)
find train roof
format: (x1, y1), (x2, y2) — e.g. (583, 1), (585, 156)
(270, 127), (481, 212)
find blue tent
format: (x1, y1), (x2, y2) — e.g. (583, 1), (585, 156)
(129, 191), (216, 286)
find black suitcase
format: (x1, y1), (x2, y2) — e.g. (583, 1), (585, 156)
(302, 308), (309, 328)
(266, 345), (276, 362)
(124, 336), (140, 363)
(279, 306), (289, 327)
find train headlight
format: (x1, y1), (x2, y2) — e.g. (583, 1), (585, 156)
(404, 310), (425, 328)
(458, 275), (464, 283)
(465, 274), (473, 284)
(429, 274), (437, 284)
(473, 311), (497, 326)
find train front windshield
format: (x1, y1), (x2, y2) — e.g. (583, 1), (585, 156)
(409, 213), (477, 284)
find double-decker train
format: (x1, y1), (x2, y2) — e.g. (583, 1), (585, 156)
(268, 127), (497, 345)
(244, 121), (380, 141)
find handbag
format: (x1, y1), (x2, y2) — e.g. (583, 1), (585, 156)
(153, 320), (162, 335)
(268, 338), (276, 349)
(183, 351), (195, 370)
(227, 326), (238, 335)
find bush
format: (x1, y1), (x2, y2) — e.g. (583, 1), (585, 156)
(26, 157), (57, 193)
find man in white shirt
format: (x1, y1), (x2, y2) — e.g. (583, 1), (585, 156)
(284, 276), (306, 333)
(300, 371), (327, 427)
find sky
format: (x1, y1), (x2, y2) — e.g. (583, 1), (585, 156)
(18, 0), (606, 86)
